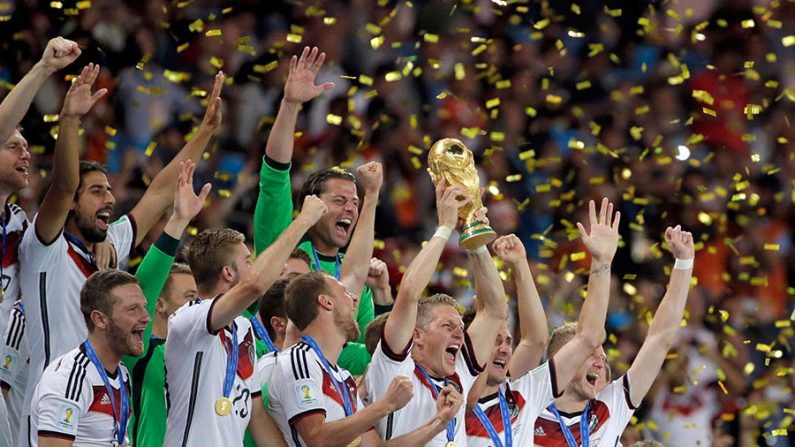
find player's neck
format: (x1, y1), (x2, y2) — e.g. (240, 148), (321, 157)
(87, 332), (121, 374)
(0, 191), (11, 213)
(152, 315), (168, 339)
(309, 231), (339, 257)
(553, 390), (588, 414)
(481, 382), (501, 398)
(302, 323), (345, 365)
(199, 282), (230, 301)
(411, 350), (446, 378)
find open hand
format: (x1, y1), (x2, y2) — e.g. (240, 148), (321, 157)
(577, 198), (620, 263)
(61, 64), (107, 117)
(201, 71), (224, 129)
(173, 160), (212, 223)
(284, 46), (335, 104)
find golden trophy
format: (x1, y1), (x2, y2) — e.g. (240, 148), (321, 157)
(427, 138), (496, 250)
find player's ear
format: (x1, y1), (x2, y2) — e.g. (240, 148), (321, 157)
(90, 309), (109, 330)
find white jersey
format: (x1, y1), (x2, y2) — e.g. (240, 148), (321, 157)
(164, 297), (261, 447)
(30, 343), (131, 447)
(1, 203), (29, 338)
(533, 375), (637, 447)
(269, 340), (363, 447)
(466, 361), (560, 447)
(645, 382), (715, 447)
(19, 215), (135, 422)
(364, 333), (484, 446)
(1, 301), (29, 447)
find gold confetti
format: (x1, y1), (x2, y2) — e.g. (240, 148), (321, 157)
(423, 33), (439, 43)
(326, 114), (342, 126)
(144, 142), (156, 157)
(76, 0), (90, 8)
(43, 114), (59, 123)
(783, 36), (795, 47)
(286, 33), (302, 43)
(205, 29), (221, 37)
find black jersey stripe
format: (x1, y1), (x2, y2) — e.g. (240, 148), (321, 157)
(180, 351), (203, 447)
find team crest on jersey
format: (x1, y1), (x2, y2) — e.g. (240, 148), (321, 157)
(295, 379), (320, 409)
(57, 403), (79, 433)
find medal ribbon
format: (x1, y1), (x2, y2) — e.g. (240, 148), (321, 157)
(472, 388), (512, 447)
(547, 402), (590, 447)
(221, 323), (239, 400)
(250, 314), (278, 353)
(301, 335), (353, 416)
(84, 340), (128, 446)
(415, 365), (456, 443)
(310, 244), (341, 280)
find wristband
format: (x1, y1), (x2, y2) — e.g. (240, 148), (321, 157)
(468, 245), (488, 255)
(673, 258), (694, 270)
(432, 226), (453, 241)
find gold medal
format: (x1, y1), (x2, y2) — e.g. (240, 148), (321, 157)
(0, 287), (4, 303)
(215, 397), (232, 416)
(445, 442), (457, 447)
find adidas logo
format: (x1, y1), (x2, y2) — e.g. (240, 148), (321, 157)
(534, 426), (546, 436)
(101, 394), (111, 405)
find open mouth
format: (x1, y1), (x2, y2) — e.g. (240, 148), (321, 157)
(96, 210), (111, 230)
(335, 218), (352, 237)
(131, 328), (145, 346)
(492, 359), (507, 371)
(445, 344), (460, 363)
(15, 166), (29, 176)
(586, 371), (600, 386)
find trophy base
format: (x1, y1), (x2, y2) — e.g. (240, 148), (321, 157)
(459, 223), (497, 251)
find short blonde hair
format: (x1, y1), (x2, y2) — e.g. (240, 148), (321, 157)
(416, 294), (459, 328)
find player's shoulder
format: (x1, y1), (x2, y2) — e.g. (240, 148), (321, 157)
(40, 348), (92, 393)
(275, 341), (318, 381)
(7, 203), (28, 224)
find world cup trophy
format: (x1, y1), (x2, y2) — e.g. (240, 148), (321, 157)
(427, 138), (497, 250)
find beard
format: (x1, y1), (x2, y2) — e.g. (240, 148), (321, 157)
(106, 318), (139, 356)
(75, 213), (108, 243)
(334, 310), (360, 342)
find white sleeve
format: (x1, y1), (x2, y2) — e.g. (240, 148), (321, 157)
(18, 217), (68, 270)
(107, 214), (137, 264)
(597, 376), (637, 426)
(510, 360), (559, 416)
(271, 349), (327, 424)
(0, 307), (25, 389)
(365, 338), (415, 403)
(167, 298), (221, 348)
(34, 366), (91, 439)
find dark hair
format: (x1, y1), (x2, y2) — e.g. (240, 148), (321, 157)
(81, 270), (139, 331)
(162, 263), (192, 301)
(297, 167), (356, 208)
(285, 272), (329, 330)
(76, 160), (110, 197)
(186, 228), (245, 291)
(364, 312), (390, 355)
(258, 276), (294, 340)
(289, 248), (312, 266)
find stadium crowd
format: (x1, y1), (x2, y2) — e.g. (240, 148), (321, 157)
(0, 0), (793, 446)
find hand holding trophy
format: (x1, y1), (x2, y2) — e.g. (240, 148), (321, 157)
(427, 138), (497, 250)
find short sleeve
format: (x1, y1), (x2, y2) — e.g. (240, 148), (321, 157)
(597, 376), (636, 424)
(168, 298), (221, 347)
(0, 307), (25, 388)
(270, 349), (326, 424)
(19, 217), (67, 269)
(107, 214), (137, 264)
(510, 360), (558, 416)
(365, 339), (415, 403)
(34, 369), (90, 440)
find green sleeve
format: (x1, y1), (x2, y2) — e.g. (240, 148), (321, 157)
(338, 342), (371, 376)
(253, 156), (294, 256)
(124, 233), (179, 367)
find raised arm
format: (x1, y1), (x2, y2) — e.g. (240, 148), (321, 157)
(253, 46), (335, 254)
(35, 64), (107, 244)
(365, 258), (394, 308)
(340, 162), (382, 298)
(128, 72), (224, 246)
(493, 234), (548, 377)
(626, 225), (694, 406)
(209, 195), (326, 332)
(266, 46), (334, 164)
(465, 232), (509, 368)
(383, 182), (468, 351)
(0, 37), (81, 143)
(293, 375), (412, 447)
(551, 198), (619, 391)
